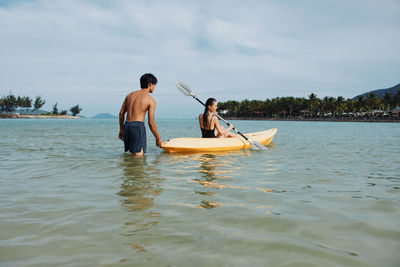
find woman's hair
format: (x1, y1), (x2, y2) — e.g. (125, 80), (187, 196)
(203, 98), (217, 129)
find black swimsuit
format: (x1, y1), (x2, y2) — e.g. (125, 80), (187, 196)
(201, 128), (216, 138)
(201, 115), (216, 138)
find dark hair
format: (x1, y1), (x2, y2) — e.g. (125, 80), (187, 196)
(140, 73), (158, 88)
(203, 98), (216, 129)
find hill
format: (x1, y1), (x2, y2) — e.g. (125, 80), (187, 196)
(91, 113), (117, 119)
(353, 83), (400, 100)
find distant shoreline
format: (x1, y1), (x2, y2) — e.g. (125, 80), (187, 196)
(1, 114), (398, 122)
(223, 117), (400, 123)
(0, 114), (80, 119)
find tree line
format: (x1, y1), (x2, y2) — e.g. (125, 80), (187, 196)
(0, 93), (82, 116)
(217, 91), (400, 118)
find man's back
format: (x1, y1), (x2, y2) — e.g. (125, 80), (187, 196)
(125, 90), (153, 122)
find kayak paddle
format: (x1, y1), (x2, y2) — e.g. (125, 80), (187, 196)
(176, 81), (267, 150)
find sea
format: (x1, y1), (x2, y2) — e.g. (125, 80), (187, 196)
(0, 118), (399, 267)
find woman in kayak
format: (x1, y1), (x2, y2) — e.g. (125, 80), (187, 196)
(199, 98), (236, 138)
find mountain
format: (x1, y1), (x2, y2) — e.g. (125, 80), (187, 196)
(353, 83), (400, 100)
(91, 113), (117, 119)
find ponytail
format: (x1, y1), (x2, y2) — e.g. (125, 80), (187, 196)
(203, 98), (216, 129)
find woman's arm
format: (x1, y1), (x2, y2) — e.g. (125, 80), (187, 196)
(213, 116), (233, 137)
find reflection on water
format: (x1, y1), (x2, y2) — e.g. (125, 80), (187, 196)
(198, 154), (218, 180)
(117, 155), (164, 253)
(118, 155), (163, 211)
(2, 119), (400, 266)
(165, 151), (260, 209)
(194, 153), (241, 209)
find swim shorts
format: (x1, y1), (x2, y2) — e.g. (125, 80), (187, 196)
(123, 121), (147, 154)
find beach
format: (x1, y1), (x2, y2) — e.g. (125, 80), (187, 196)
(0, 114), (80, 119)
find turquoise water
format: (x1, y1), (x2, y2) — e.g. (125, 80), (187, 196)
(0, 119), (399, 266)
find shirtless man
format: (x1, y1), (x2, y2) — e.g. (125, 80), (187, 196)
(118, 73), (162, 157)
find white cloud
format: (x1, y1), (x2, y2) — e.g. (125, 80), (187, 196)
(0, 0), (399, 117)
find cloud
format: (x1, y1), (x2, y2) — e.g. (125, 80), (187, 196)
(0, 0), (399, 117)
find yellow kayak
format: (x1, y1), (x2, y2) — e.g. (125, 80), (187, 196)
(162, 128), (277, 153)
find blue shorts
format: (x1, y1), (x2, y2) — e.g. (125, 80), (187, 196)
(124, 121), (146, 154)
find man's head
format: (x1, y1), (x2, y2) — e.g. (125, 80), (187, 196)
(140, 73), (158, 91)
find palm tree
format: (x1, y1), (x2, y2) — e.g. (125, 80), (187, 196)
(239, 99), (250, 117)
(250, 100), (263, 117)
(336, 96), (345, 116)
(276, 98), (288, 117)
(52, 103), (59, 115)
(270, 97), (280, 117)
(17, 96), (24, 110)
(286, 97), (295, 118)
(382, 92), (392, 111)
(326, 97), (335, 116)
(367, 93), (379, 112)
(346, 98), (355, 115)
(320, 96), (330, 116)
(0, 97), (6, 113)
(262, 99), (272, 118)
(291, 97), (302, 117)
(22, 96), (32, 113)
(395, 89), (400, 108)
(308, 93), (317, 116)
(356, 96), (366, 113)
(70, 104), (82, 116)
(33, 95), (46, 112)
(4, 93), (17, 113)
(225, 100), (240, 117)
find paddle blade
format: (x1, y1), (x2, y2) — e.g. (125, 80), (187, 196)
(176, 81), (193, 96)
(252, 141), (268, 150)
(249, 142), (259, 150)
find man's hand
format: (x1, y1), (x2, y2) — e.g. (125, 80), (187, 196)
(118, 130), (124, 141)
(156, 137), (162, 148)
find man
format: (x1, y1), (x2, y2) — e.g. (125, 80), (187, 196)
(119, 73), (162, 157)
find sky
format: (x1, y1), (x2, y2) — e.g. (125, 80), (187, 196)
(0, 0), (399, 118)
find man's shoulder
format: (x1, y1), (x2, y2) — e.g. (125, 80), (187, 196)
(127, 89), (140, 97)
(145, 93), (155, 103)
(135, 91), (155, 104)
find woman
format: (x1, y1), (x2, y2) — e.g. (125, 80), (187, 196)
(199, 98), (236, 138)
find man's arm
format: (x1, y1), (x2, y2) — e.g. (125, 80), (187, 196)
(147, 99), (162, 147)
(118, 97), (127, 140)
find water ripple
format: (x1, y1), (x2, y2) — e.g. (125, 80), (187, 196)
(1, 119), (399, 266)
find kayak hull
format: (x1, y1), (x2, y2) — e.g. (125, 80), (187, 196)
(162, 128), (277, 153)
